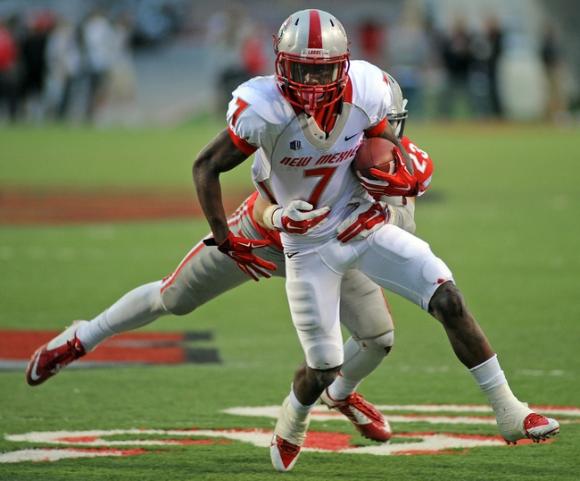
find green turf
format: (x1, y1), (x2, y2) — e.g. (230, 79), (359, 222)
(0, 120), (252, 190)
(1, 123), (579, 480)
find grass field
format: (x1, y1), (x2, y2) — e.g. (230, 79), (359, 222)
(1, 121), (579, 481)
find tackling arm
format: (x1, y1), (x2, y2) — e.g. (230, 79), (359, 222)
(385, 197), (416, 234)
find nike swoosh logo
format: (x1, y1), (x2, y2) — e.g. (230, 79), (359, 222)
(344, 133), (359, 141)
(28, 352), (42, 382)
(285, 251), (299, 258)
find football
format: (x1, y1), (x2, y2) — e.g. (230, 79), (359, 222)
(353, 137), (397, 179)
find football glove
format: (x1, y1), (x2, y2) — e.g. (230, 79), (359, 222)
(204, 232), (276, 281)
(265, 200), (330, 235)
(336, 197), (390, 243)
(355, 144), (425, 198)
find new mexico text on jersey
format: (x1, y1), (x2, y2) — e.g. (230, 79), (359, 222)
(226, 60), (393, 249)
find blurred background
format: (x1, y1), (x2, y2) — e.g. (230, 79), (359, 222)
(0, 0), (578, 126)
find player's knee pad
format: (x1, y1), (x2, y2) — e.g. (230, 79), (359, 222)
(363, 330), (395, 353)
(305, 342), (344, 371)
(429, 281), (465, 325)
(340, 332), (392, 381)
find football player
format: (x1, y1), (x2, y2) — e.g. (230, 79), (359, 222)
(192, 9), (559, 472)
(26, 74), (423, 446)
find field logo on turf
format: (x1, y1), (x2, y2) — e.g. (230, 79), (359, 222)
(0, 330), (221, 370)
(2, 404), (577, 463)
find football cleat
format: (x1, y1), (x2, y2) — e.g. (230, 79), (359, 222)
(26, 321), (88, 386)
(270, 434), (302, 472)
(497, 402), (560, 444)
(523, 412), (560, 443)
(270, 396), (310, 472)
(320, 389), (392, 442)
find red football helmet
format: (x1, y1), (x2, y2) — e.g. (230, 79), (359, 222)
(274, 9), (350, 114)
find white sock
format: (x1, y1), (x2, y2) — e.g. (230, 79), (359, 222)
(289, 388), (316, 415)
(470, 354), (524, 411)
(76, 281), (168, 351)
(470, 354), (507, 391)
(327, 374), (359, 401)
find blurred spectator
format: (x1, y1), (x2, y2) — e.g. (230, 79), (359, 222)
(132, 0), (181, 47)
(388, 7), (429, 117)
(241, 32), (267, 77)
(468, 15), (504, 119)
(541, 22), (569, 121)
(211, 5), (260, 114)
(358, 19), (385, 67)
(20, 11), (54, 120)
(82, 9), (114, 121)
(0, 17), (19, 120)
(105, 14), (137, 124)
(45, 18), (81, 120)
(438, 16), (474, 118)
(485, 16), (504, 118)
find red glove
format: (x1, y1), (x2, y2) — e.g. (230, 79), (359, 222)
(336, 198), (389, 243)
(204, 232), (277, 281)
(356, 149), (420, 198)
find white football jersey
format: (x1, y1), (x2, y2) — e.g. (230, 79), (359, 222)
(227, 60), (393, 249)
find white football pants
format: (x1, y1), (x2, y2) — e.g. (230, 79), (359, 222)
(285, 224), (453, 369)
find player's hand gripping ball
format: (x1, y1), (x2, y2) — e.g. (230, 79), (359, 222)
(354, 137), (420, 198)
(352, 137), (398, 179)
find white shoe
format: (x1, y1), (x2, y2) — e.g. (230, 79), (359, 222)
(26, 321), (88, 386)
(270, 396), (310, 472)
(496, 402), (560, 444)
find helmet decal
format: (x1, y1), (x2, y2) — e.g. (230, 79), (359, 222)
(307, 10), (322, 49)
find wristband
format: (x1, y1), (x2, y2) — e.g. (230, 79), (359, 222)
(263, 204), (282, 231)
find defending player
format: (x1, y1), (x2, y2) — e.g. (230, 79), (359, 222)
(192, 9), (559, 472)
(26, 75), (423, 445)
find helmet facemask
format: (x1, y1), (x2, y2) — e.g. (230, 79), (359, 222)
(275, 50), (349, 114)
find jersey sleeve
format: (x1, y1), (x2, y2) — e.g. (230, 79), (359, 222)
(401, 136), (434, 195)
(226, 90), (266, 156)
(350, 61), (393, 136)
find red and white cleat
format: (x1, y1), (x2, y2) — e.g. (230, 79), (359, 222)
(523, 413), (560, 443)
(25, 321), (87, 386)
(320, 389), (392, 442)
(270, 434), (302, 472)
(498, 403), (560, 445)
(270, 396), (310, 472)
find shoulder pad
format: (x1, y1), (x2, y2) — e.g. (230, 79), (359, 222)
(230, 76), (293, 125)
(227, 76), (294, 148)
(348, 60), (392, 127)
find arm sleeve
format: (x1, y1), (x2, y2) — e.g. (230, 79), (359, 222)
(388, 201), (416, 234)
(401, 136), (434, 195)
(226, 94), (267, 155)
